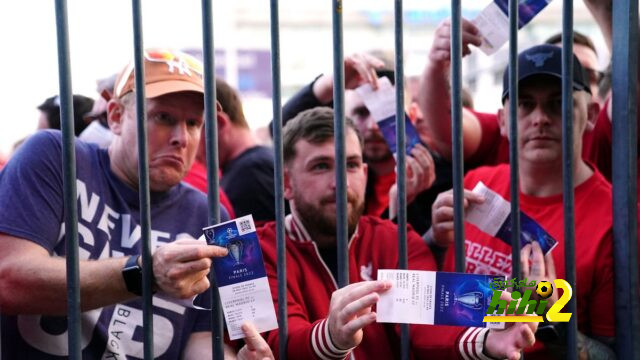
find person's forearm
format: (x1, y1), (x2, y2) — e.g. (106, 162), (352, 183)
(584, 1), (613, 52)
(311, 74), (335, 104)
(0, 255), (134, 315)
(281, 78), (326, 124)
(419, 61), (454, 160)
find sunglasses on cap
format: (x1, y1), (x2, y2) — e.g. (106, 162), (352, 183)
(144, 49), (204, 77)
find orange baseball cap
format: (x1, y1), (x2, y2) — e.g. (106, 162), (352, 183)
(113, 48), (204, 99)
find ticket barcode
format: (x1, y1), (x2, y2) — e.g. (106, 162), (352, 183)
(238, 219), (252, 232)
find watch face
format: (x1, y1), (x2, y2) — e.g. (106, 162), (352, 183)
(123, 255), (143, 296)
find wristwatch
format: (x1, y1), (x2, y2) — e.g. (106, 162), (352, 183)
(122, 255), (144, 296)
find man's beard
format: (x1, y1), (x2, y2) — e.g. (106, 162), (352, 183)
(363, 131), (393, 163)
(294, 191), (364, 240)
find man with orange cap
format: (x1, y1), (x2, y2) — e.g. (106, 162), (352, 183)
(0, 49), (271, 359)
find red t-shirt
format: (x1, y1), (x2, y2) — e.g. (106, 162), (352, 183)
(365, 170), (396, 217)
(584, 103), (640, 277)
(585, 101), (640, 190)
(182, 160), (236, 218)
(467, 110), (510, 168)
(443, 164), (615, 356)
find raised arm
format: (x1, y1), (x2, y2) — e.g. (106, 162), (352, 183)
(280, 53), (385, 126)
(582, 0), (612, 53)
(419, 18), (484, 161)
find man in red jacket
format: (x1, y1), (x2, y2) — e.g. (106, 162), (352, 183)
(258, 106), (537, 359)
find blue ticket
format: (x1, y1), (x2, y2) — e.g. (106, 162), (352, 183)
(494, 0), (552, 28)
(495, 211), (558, 254)
(377, 113), (422, 156)
(473, 0), (553, 54)
(203, 215), (278, 339)
(466, 181), (558, 255)
(377, 270), (505, 328)
(354, 76), (422, 156)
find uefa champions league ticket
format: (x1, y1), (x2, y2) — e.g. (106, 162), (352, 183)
(472, 0), (553, 55)
(355, 77), (422, 157)
(377, 270), (505, 328)
(466, 181), (558, 255)
(203, 215), (278, 340)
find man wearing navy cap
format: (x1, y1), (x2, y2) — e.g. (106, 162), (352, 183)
(430, 44), (616, 359)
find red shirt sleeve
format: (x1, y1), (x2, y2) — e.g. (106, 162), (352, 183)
(587, 229), (615, 337)
(183, 161), (236, 218)
(466, 110), (510, 169)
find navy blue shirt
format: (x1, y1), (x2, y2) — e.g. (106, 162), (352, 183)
(0, 131), (228, 359)
(221, 145), (285, 223)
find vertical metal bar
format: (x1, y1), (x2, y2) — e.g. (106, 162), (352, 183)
(612, 0), (640, 357)
(269, 0), (288, 358)
(560, 1), (577, 358)
(507, 0), (521, 288)
(393, 1), (410, 359)
(507, 4), (522, 358)
(200, 0), (224, 358)
(450, 0), (465, 272)
(332, 0), (349, 288)
(130, 1), (154, 358)
(54, 0), (81, 358)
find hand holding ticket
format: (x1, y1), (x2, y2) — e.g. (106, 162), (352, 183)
(377, 270), (504, 329)
(466, 182), (558, 254)
(203, 215), (278, 340)
(354, 77), (422, 156)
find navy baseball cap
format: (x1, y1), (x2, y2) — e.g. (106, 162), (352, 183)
(501, 44), (591, 102)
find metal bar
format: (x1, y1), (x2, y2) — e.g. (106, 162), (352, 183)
(612, 0), (640, 357)
(269, 0), (288, 358)
(200, 0), (224, 358)
(560, 2), (577, 358)
(331, 0), (349, 288)
(507, 3), (522, 358)
(131, 0), (154, 358)
(507, 0), (521, 288)
(54, 0), (81, 358)
(450, 0), (465, 272)
(393, 1), (410, 359)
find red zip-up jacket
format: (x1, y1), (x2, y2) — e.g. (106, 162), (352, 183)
(258, 214), (494, 360)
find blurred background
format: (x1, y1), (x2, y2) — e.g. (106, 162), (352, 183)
(0, 0), (607, 157)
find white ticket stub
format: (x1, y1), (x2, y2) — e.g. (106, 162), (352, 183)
(472, 0), (553, 55)
(466, 181), (511, 237)
(354, 77), (422, 156)
(466, 181), (558, 254)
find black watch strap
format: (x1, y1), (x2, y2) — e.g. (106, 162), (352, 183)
(122, 255), (143, 296)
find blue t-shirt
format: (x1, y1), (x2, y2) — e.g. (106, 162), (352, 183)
(0, 130), (229, 359)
